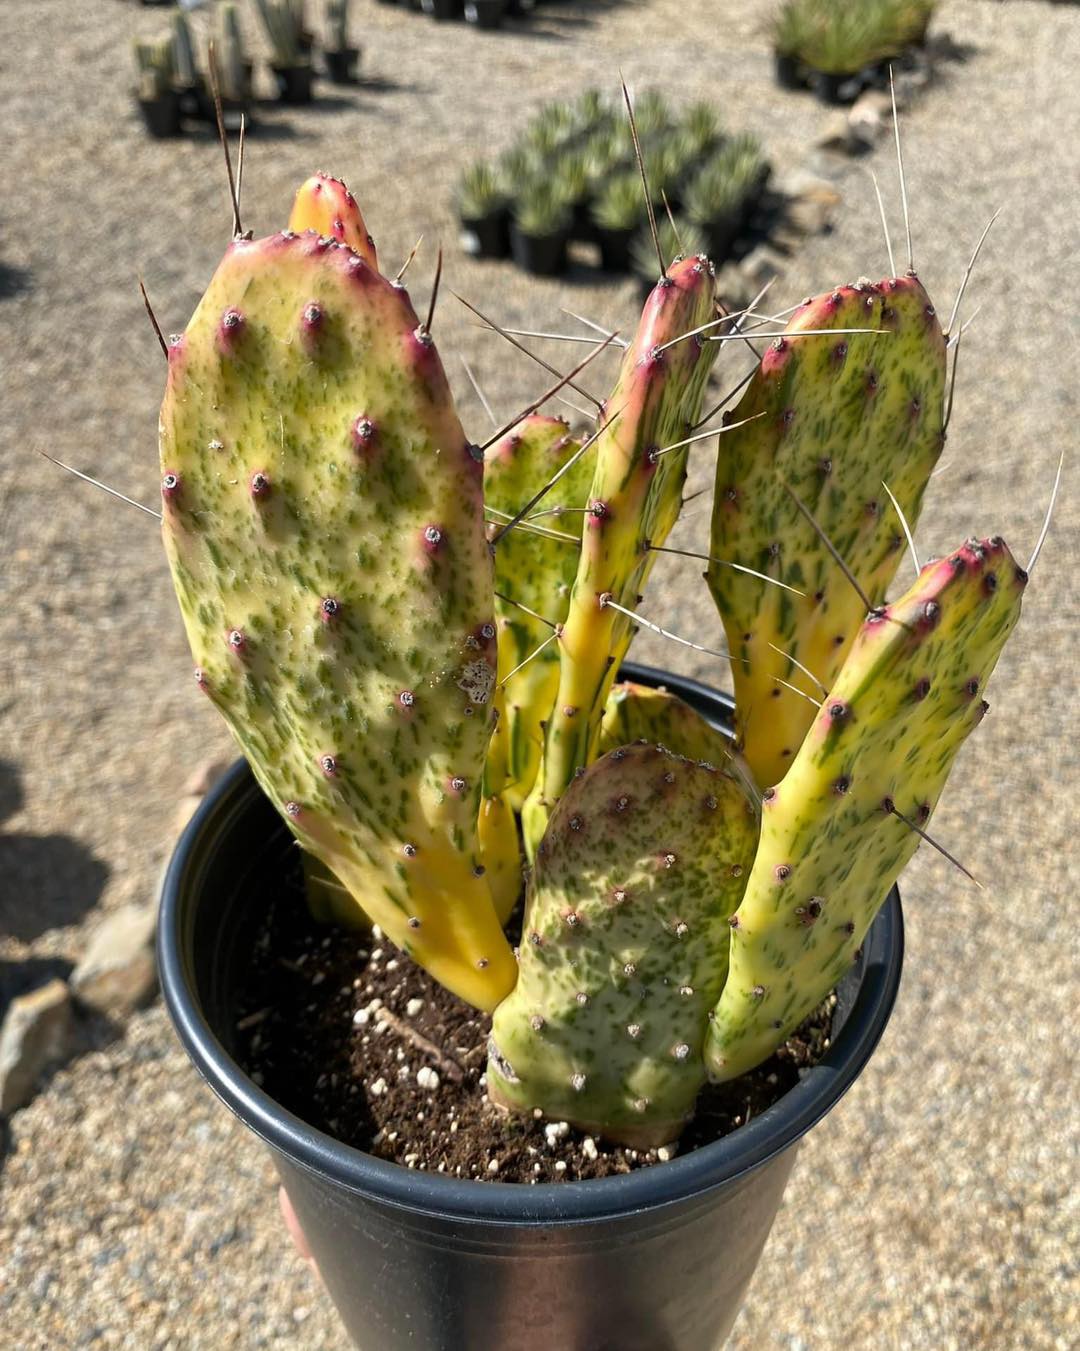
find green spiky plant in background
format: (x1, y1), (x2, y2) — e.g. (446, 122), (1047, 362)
(136, 87), (1058, 1155)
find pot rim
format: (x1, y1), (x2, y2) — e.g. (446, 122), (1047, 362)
(158, 661), (903, 1227)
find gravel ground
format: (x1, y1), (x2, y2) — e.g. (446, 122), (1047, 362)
(1, 0), (1077, 1347)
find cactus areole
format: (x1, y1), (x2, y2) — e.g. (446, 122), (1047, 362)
(159, 174), (1028, 1152)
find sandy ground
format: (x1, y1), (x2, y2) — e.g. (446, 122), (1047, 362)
(1, 0), (1077, 1346)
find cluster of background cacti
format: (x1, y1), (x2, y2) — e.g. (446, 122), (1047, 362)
(772, 0), (937, 95)
(133, 6), (250, 108)
(132, 0), (358, 137)
(455, 90), (770, 282)
(160, 161), (1026, 1150)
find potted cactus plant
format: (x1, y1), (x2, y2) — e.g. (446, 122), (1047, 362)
(132, 36), (182, 138)
(684, 135), (767, 266)
(211, 3), (254, 125)
(149, 161), (1043, 1350)
(455, 162), (511, 258)
(322, 0), (360, 83)
(590, 170), (648, 271)
(253, 0), (314, 104)
(509, 183), (572, 276)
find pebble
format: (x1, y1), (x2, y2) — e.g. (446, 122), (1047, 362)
(487, 1158), (500, 1174)
(582, 1136), (598, 1162)
(554, 1161), (567, 1173)
(370, 1077), (387, 1097)
(657, 1146), (674, 1163)
(70, 903), (158, 1015)
(416, 1066), (440, 1091)
(352, 1008), (370, 1027)
(544, 1120), (570, 1146)
(0, 979), (77, 1114)
(405, 998), (424, 1018)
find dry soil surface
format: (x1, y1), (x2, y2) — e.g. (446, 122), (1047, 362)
(1, 1), (1077, 1348)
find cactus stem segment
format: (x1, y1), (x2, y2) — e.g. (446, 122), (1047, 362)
(650, 411), (765, 460)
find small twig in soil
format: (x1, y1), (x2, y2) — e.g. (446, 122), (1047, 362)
(376, 1006), (466, 1083)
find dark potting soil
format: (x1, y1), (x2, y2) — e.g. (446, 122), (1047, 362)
(237, 863), (836, 1185)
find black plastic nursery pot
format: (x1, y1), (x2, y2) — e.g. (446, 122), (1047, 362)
(159, 664), (903, 1351)
(702, 212), (742, 267)
(464, 0), (506, 28)
(773, 51), (806, 91)
(460, 207), (511, 259)
(422, 0), (464, 19)
(510, 223), (568, 277)
(136, 91), (183, 139)
(271, 63), (314, 105)
(324, 47), (361, 84)
(595, 223), (637, 273)
(812, 69), (864, 106)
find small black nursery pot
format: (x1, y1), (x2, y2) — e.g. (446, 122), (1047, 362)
(510, 223), (568, 277)
(159, 665), (904, 1351)
(271, 63), (314, 105)
(136, 90), (183, 139)
(324, 47), (361, 84)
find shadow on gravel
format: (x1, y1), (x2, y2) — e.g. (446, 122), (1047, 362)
(0, 763), (110, 942)
(0, 263), (32, 301)
(185, 117), (310, 143)
(0, 761), (24, 826)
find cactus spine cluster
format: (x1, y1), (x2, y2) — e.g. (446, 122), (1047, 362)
(159, 150), (1034, 1149)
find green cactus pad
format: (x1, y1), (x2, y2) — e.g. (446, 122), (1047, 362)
(484, 415), (591, 811)
(707, 274), (946, 789)
(599, 680), (742, 769)
(705, 536), (1026, 1082)
(525, 255), (720, 849)
(489, 742), (758, 1146)
(159, 224), (516, 1011)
